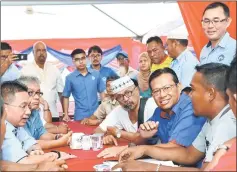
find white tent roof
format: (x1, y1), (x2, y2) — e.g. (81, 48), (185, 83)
(1, 2), (187, 42)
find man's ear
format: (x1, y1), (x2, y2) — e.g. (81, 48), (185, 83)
(207, 87), (216, 102)
(226, 17), (232, 28)
(233, 93), (236, 101)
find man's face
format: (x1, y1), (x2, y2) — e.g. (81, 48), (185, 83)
(89, 50), (102, 66)
(0, 49), (11, 64)
(147, 41), (165, 64)
(0, 107), (7, 147)
(33, 42), (47, 64)
(5, 92), (31, 127)
(190, 72), (210, 116)
(202, 7), (231, 42)
(226, 88), (236, 117)
(117, 55), (129, 67)
(106, 80), (114, 95)
(28, 83), (41, 110)
(73, 53), (87, 70)
(116, 85), (140, 111)
(165, 40), (177, 59)
(151, 74), (181, 111)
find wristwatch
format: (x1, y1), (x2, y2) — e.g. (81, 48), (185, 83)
(116, 128), (121, 138)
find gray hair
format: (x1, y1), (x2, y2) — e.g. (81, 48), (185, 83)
(17, 76), (41, 86)
(33, 41), (47, 52)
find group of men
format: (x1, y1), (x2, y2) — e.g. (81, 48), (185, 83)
(0, 1), (236, 171)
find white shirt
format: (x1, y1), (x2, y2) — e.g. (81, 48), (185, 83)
(21, 61), (64, 117)
(99, 97), (157, 132)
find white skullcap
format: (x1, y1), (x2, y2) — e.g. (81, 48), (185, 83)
(167, 29), (188, 40)
(110, 76), (134, 94)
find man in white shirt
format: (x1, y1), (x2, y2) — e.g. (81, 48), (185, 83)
(94, 76), (157, 145)
(21, 41), (64, 120)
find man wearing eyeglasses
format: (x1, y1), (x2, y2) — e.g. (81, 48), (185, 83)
(88, 45), (118, 104)
(200, 2), (236, 65)
(17, 76), (75, 151)
(94, 76), (157, 146)
(62, 49), (106, 121)
(0, 42), (20, 83)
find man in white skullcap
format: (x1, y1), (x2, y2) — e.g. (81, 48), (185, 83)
(94, 76), (157, 146)
(166, 30), (199, 88)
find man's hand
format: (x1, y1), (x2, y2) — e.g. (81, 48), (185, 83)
(139, 121), (159, 139)
(29, 149), (44, 155)
(58, 123), (70, 134)
(62, 115), (71, 122)
(36, 160), (68, 171)
(2, 53), (18, 66)
(97, 146), (128, 158)
(112, 160), (157, 171)
(43, 152), (59, 162)
(81, 118), (89, 125)
(58, 131), (72, 146)
(103, 135), (118, 146)
(58, 151), (77, 160)
(118, 146), (147, 162)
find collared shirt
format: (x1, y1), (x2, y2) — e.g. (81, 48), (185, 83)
(63, 68), (106, 120)
(24, 110), (47, 140)
(117, 67), (138, 80)
(151, 56), (173, 73)
(99, 97), (157, 132)
(21, 61), (64, 117)
(93, 96), (119, 120)
(200, 32), (236, 65)
(0, 64), (21, 83)
(170, 49), (199, 88)
(88, 65), (118, 102)
(2, 121), (37, 162)
(147, 93), (206, 146)
(192, 105), (236, 163)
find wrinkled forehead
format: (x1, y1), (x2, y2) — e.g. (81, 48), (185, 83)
(116, 85), (134, 95)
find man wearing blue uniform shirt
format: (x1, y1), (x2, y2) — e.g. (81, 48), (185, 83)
(167, 32), (199, 88)
(0, 42), (21, 83)
(62, 49), (106, 121)
(87, 45), (118, 103)
(200, 2), (236, 65)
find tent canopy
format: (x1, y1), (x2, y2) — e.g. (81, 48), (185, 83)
(1, 2), (187, 43)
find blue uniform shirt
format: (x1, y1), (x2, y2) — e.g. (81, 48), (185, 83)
(170, 49), (199, 88)
(0, 64), (21, 83)
(24, 110), (47, 140)
(2, 121), (37, 162)
(63, 68), (106, 120)
(200, 32), (236, 65)
(147, 93), (206, 146)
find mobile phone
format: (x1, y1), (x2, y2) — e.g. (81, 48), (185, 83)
(15, 54), (28, 61)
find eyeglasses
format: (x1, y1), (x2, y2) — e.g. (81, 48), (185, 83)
(152, 84), (177, 97)
(201, 18), (227, 27)
(4, 103), (30, 112)
(28, 91), (43, 97)
(116, 87), (137, 101)
(73, 56), (86, 62)
(89, 54), (101, 58)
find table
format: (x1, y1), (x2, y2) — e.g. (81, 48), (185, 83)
(46, 121), (128, 171)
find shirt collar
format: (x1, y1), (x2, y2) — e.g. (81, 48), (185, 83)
(206, 32), (230, 48)
(5, 120), (17, 133)
(176, 48), (188, 62)
(209, 104), (230, 125)
(89, 64), (102, 71)
(74, 68), (92, 76)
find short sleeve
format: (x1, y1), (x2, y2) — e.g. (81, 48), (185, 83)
(99, 106), (120, 132)
(62, 76), (72, 97)
(2, 128), (29, 162)
(192, 123), (208, 153)
(144, 98), (157, 122)
(34, 114), (47, 140)
(94, 102), (107, 120)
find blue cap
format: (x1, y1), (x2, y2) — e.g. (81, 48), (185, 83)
(116, 50), (128, 59)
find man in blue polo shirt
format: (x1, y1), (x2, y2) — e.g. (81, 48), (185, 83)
(98, 68), (206, 159)
(88, 45), (118, 103)
(62, 49), (106, 121)
(200, 2), (236, 65)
